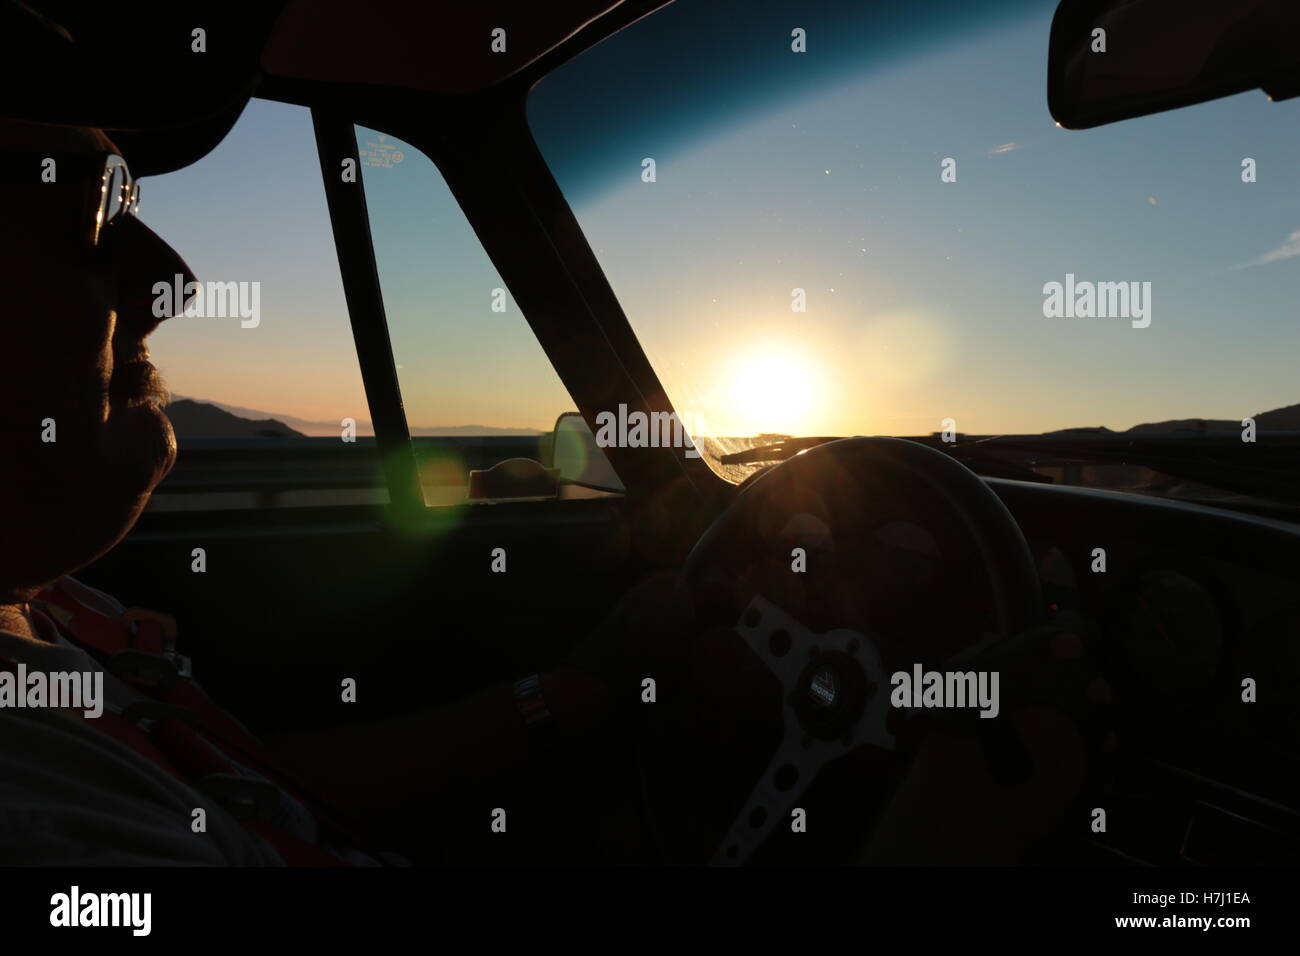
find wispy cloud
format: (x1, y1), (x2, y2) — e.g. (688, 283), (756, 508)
(1234, 228), (1300, 270)
(988, 142), (1019, 155)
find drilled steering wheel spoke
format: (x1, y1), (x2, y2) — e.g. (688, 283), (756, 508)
(714, 594), (898, 865)
(733, 593), (809, 690)
(710, 726), (830, 865)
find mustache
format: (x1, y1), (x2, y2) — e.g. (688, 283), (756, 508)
(109, 359), (170, 408)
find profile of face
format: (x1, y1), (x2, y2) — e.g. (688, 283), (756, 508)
(0, 118), (195, 600)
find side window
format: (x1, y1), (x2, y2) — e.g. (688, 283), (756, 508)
(142, 99), (384, 511)
(355, 126), (623, 506)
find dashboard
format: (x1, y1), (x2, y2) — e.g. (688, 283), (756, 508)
(990, 478), (1300, 865)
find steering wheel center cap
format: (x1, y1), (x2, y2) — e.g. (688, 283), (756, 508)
(808, 666), (838, 707)
(795, 651), (869, 739)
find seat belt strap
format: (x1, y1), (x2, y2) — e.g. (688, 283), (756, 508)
(24, 581), (371, 863)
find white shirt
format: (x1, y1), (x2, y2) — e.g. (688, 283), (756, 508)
(0, 578), (374, 865)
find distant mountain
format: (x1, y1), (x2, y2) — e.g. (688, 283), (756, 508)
(166, 399), (305, 439)
(1257, 402), (1300, 430)
(1044, 425), (1116, 435)
(169, 396), (544, 438)
(1125, 419), (1240, 435)
(171, 396), (368, 438)
(1125, 402), (1300, 434)
(171, 394), (1300, 442)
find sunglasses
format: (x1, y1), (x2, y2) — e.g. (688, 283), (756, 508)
(93, 153), (141, 246)
(2, 150), (140, 247)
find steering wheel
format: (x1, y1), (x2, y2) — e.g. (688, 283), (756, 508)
(639, 437), (1043, 864)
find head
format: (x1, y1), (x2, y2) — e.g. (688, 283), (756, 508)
(0, 116), (194, 605)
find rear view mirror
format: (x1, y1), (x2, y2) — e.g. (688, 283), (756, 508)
(1048, 0), (1300, 129)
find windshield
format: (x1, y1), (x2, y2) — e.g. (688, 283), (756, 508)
(528, 0), (1300, 506)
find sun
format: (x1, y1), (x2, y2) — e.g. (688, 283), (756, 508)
(722, 344), (821, 436)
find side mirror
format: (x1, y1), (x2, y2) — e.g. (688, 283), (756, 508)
(541, 412), (624, 492)
(1048, 0), (1300, 130)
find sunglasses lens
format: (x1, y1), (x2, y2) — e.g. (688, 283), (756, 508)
(104, 163), (126, 223)
(93, 157), (137, 247)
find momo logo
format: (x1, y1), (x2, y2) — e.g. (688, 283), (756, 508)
(594, 404), (703, 458)
(808, 666), (838, 707)
(890, 665), (1000, 719)
(1042, 273), (1151, 329)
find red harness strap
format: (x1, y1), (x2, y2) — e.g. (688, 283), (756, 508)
(25, 582), (368, 866)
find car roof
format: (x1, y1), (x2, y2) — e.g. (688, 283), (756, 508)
(0, 0), (670, 174)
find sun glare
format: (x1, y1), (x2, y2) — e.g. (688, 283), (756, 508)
(722, 344), (822, 436)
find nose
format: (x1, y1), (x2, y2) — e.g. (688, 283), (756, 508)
(112, 214), (199, 333)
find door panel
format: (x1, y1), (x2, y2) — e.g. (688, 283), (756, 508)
(78, 497), (639, 732)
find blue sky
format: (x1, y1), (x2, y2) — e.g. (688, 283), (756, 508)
(139, 0), (1300, 440)
(141, 101), (370, 430)
(532, 0), (1300, 437)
